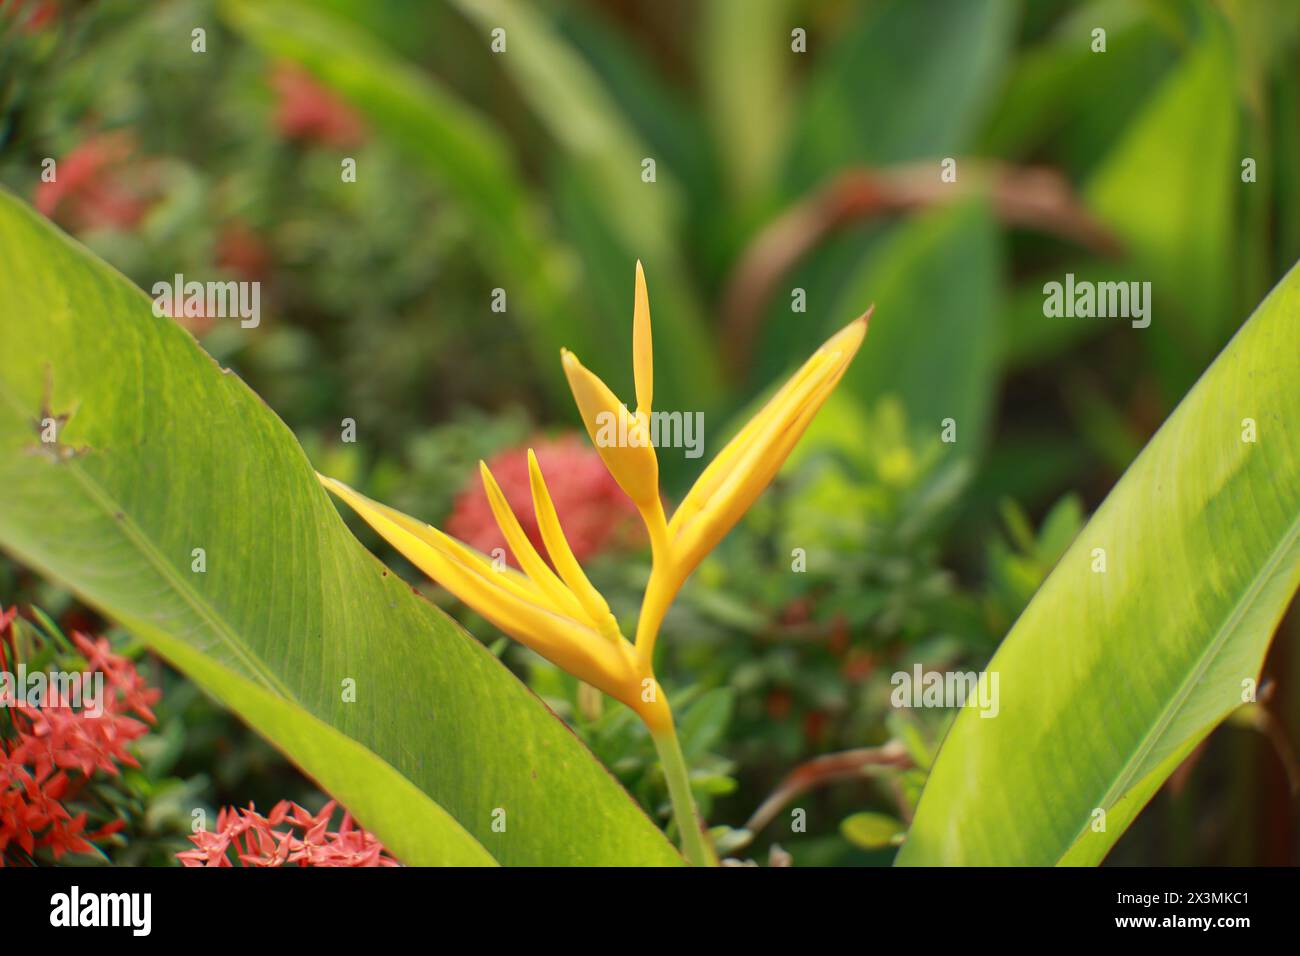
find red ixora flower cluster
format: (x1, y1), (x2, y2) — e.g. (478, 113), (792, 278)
(447, 433), (644, 566)
(0, 608), (160, 864)
(177, 800), (397, 867)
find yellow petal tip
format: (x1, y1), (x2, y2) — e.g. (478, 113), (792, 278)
(632, 261), (653, 414)
(823, 307), (871, 358)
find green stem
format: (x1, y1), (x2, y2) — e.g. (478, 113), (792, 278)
(652, 723), (717, 866)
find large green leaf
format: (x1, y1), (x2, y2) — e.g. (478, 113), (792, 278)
(897, 260), (1300, 866)
(0, 191), (681, 866)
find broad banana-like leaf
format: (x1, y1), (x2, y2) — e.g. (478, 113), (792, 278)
(0, 191), (681, 866)
(898, 260), (1300, 865)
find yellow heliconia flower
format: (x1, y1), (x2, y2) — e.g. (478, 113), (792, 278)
(320, 261), (866, 721)
(319, 261), (867, 864)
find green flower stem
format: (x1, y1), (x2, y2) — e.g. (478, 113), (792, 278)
(651, 722), (716, 867)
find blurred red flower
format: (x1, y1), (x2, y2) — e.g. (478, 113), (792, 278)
(34, 131), (156, 232)
(271, 63), (365, 148)
(177, 800), (397, 867)
(1, 0), (58, 32)
(446, 434), (644, 566)
(215, 218), (272, 282)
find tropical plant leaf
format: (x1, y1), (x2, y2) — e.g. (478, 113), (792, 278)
(0, 190), (682, 866)
(897, 260), (1300, 866)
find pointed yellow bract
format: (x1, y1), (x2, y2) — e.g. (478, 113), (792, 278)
(479, 461), (588, 624)
(319, 262), (868, 738)
(527, 450), (621, 641)
(633, 260), (653, 416)
(560, 348), (660, 512)
(670, 310), (869, 579)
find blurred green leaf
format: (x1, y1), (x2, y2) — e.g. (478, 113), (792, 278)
(554, 8), (718, 219)
(1085, 10), (1238, 371)
(783, 0), (1016, 193)
(964, 433), (1088, 520)
(1035, 494), (1085, 566)
(1223, 1), (1300, 320)
(548, 161), (717, 434)
(886, 712), (935, 771)
(1273, 53), (1300, 274)
(748, 223), (890, 390)
(679, 687), (735, 760)
(898, 261), (1300, 865)
(1000, 261), (1133, 370)
(1062, 376), (1147, 476)
(832, 199), (1002, 452)
(700, 0), (792, 206)
(304, 0), (447, 58)
(841, 812), (906, 850)
(980, 5), (1179, 174)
